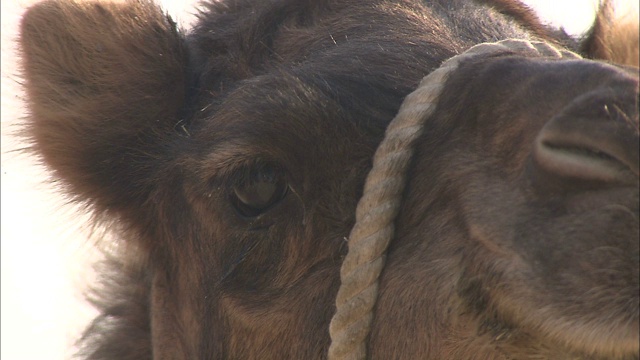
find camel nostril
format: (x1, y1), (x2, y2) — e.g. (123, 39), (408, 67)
(534, 136), (638, 183)
(533, 88), (639, 184)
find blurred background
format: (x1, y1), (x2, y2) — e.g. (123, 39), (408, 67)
(1, 0), (635, 359)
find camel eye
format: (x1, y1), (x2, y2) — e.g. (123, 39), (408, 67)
(231, 164), (288, 217)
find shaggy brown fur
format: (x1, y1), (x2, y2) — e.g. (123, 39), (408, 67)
(582, 1), (640, 67)
(19, 0), (639, 359)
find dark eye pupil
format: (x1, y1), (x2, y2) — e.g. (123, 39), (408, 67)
(232, 166), (288, 217)
(234, 180), (278, 208)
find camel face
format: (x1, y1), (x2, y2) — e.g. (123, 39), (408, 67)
(19, 1), (639, 359)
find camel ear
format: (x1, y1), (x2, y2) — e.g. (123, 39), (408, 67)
(20, 0), (188, 213)
(581, 0), (639, 67)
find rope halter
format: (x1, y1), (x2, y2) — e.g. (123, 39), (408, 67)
(327, 39), (581, 360)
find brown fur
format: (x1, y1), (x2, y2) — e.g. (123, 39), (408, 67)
(583, 0), (640, 67)
(19, 0), (639, 359)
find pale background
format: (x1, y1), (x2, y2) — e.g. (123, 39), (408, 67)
(1, 0), (635, 359)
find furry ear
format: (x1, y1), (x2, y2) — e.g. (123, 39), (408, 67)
(20, 0), (188, 213)
(581, 0), (639, 67)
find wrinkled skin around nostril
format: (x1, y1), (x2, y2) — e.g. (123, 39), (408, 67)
(534, 79), (639, 184)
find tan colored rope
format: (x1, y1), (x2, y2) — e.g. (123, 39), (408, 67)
(327, 39), (580, 360)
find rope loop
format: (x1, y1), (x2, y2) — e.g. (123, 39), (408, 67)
(327, 39), (581, 360)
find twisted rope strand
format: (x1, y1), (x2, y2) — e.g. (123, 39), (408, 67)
(327, 39), (580, 360)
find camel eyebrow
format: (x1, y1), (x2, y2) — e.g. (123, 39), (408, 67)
(201, 142), (282, 185)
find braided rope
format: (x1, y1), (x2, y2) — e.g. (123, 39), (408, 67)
(327, 39), (580, 360)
